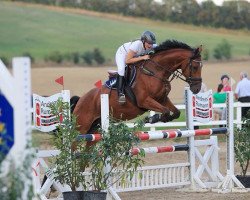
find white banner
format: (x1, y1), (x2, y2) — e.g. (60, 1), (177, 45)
(33, 90), (70, 132)
(192, 90), (213, 123)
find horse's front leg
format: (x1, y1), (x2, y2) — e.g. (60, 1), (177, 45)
(160, 97), (181, 122)
(137, 96), (171, 123)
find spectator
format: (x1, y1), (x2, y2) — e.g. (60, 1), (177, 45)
(213, 83), (226, 121)
(221, 74), (231, 92)
(235, 72), (250, 118)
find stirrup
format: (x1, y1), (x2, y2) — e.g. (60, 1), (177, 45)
(118, 94), (126, 104)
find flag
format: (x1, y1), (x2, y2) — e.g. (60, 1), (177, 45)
(94, 80), (102, 89)
(55, 76), (64, 86)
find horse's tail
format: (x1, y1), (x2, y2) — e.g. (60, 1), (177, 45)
(70, 95), (80, 114)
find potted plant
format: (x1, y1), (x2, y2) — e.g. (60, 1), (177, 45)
(50, 98), (89, 200)
(234, 110), (250, 188)
(87, 119), (145, 196)
(85, 118), (145, 199)
(51, 98), (145, 200)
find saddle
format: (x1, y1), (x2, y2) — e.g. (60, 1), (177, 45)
(105, 65), (138, 105)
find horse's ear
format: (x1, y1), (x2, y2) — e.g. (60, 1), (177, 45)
(194, 45), (202, 56)
(198, 45), (203, 53)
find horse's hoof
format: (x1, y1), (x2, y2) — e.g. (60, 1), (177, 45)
(145, 114), (161, 124)
(160, 114), (171, 122)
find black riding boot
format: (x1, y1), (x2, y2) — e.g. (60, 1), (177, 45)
(117, 75), (126, 104)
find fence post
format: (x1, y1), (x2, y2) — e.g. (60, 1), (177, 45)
(236, 102), (242, 129)
(185, 87), (196, 189)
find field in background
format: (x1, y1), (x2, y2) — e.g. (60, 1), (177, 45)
(0, 1), (250, 61)
(31, 59), (250, 104)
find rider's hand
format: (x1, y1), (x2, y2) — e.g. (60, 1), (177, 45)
(142, 55), (150, 60)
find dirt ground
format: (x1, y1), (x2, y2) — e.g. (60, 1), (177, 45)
(32, 60), (250, 199)
(117, 139), (250, 200)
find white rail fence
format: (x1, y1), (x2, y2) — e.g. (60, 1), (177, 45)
(126, 102), (250, 130)
(31, 101), (250, 132)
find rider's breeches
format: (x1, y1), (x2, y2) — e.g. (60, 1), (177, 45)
(115, 47), (127, 76)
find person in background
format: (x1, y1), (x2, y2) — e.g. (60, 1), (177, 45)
(220, 74), (232, 92)
(213, 83), (226, 121)
(235, 71), (250, 118)
(115, 30), (157, 104)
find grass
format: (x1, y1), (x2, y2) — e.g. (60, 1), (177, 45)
(0, 1), (250, 61)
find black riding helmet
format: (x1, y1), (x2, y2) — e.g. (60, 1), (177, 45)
(141, 31), (156, 45)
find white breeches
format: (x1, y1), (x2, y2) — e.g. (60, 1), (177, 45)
(115, 47), (127, 76)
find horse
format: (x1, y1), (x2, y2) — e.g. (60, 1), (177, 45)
(72, 40), (203, 134)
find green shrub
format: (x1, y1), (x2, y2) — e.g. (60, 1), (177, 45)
(82, 51), (93, 65)
(213, 48), (222, 60)
(71, 52), (80, 64)
(93, 48), (105, 65)
(50, 98), (88, 191)
(0, 146), (34, 199)
(213, 39), (232, 60)
(234, 111), (250, 176)
(46, 51), (63, 63)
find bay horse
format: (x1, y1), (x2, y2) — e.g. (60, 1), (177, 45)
(73, 40), (203, 134)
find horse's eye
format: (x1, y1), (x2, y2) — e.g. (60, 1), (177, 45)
(193, 66), (199, 72)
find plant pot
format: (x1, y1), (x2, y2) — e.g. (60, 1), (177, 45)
(63, 191), (85, 200)
(236, 175), (250, 188)
(83, 191), (107, 200)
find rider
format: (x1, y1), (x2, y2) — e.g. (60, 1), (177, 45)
(115, 30), (157, 104)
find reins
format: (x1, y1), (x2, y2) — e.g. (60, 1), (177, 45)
(139, 51), (202, 85)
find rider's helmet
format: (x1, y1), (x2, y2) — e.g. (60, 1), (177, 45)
(141, 31), (156, 44)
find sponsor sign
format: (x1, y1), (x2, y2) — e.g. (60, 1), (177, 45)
(192, 90), (213, 123)
(33, 93), (65, 132)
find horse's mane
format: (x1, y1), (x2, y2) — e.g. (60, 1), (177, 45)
(154, 40), (193, 53)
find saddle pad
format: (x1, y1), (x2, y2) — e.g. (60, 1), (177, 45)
(105, 77), (117, 89)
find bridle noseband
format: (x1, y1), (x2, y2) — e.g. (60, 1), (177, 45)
(185, 57), (203, 85)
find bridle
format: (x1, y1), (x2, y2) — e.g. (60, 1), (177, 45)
(140, 51), (203, 85)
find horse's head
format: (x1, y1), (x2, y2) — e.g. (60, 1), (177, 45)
(152, 40), (203, 94)
(179, 46), (203, 94)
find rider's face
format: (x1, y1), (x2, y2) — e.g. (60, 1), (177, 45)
(144, 42), (153, 49)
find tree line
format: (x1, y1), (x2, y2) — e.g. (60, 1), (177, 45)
(10, 0), (250, 30)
